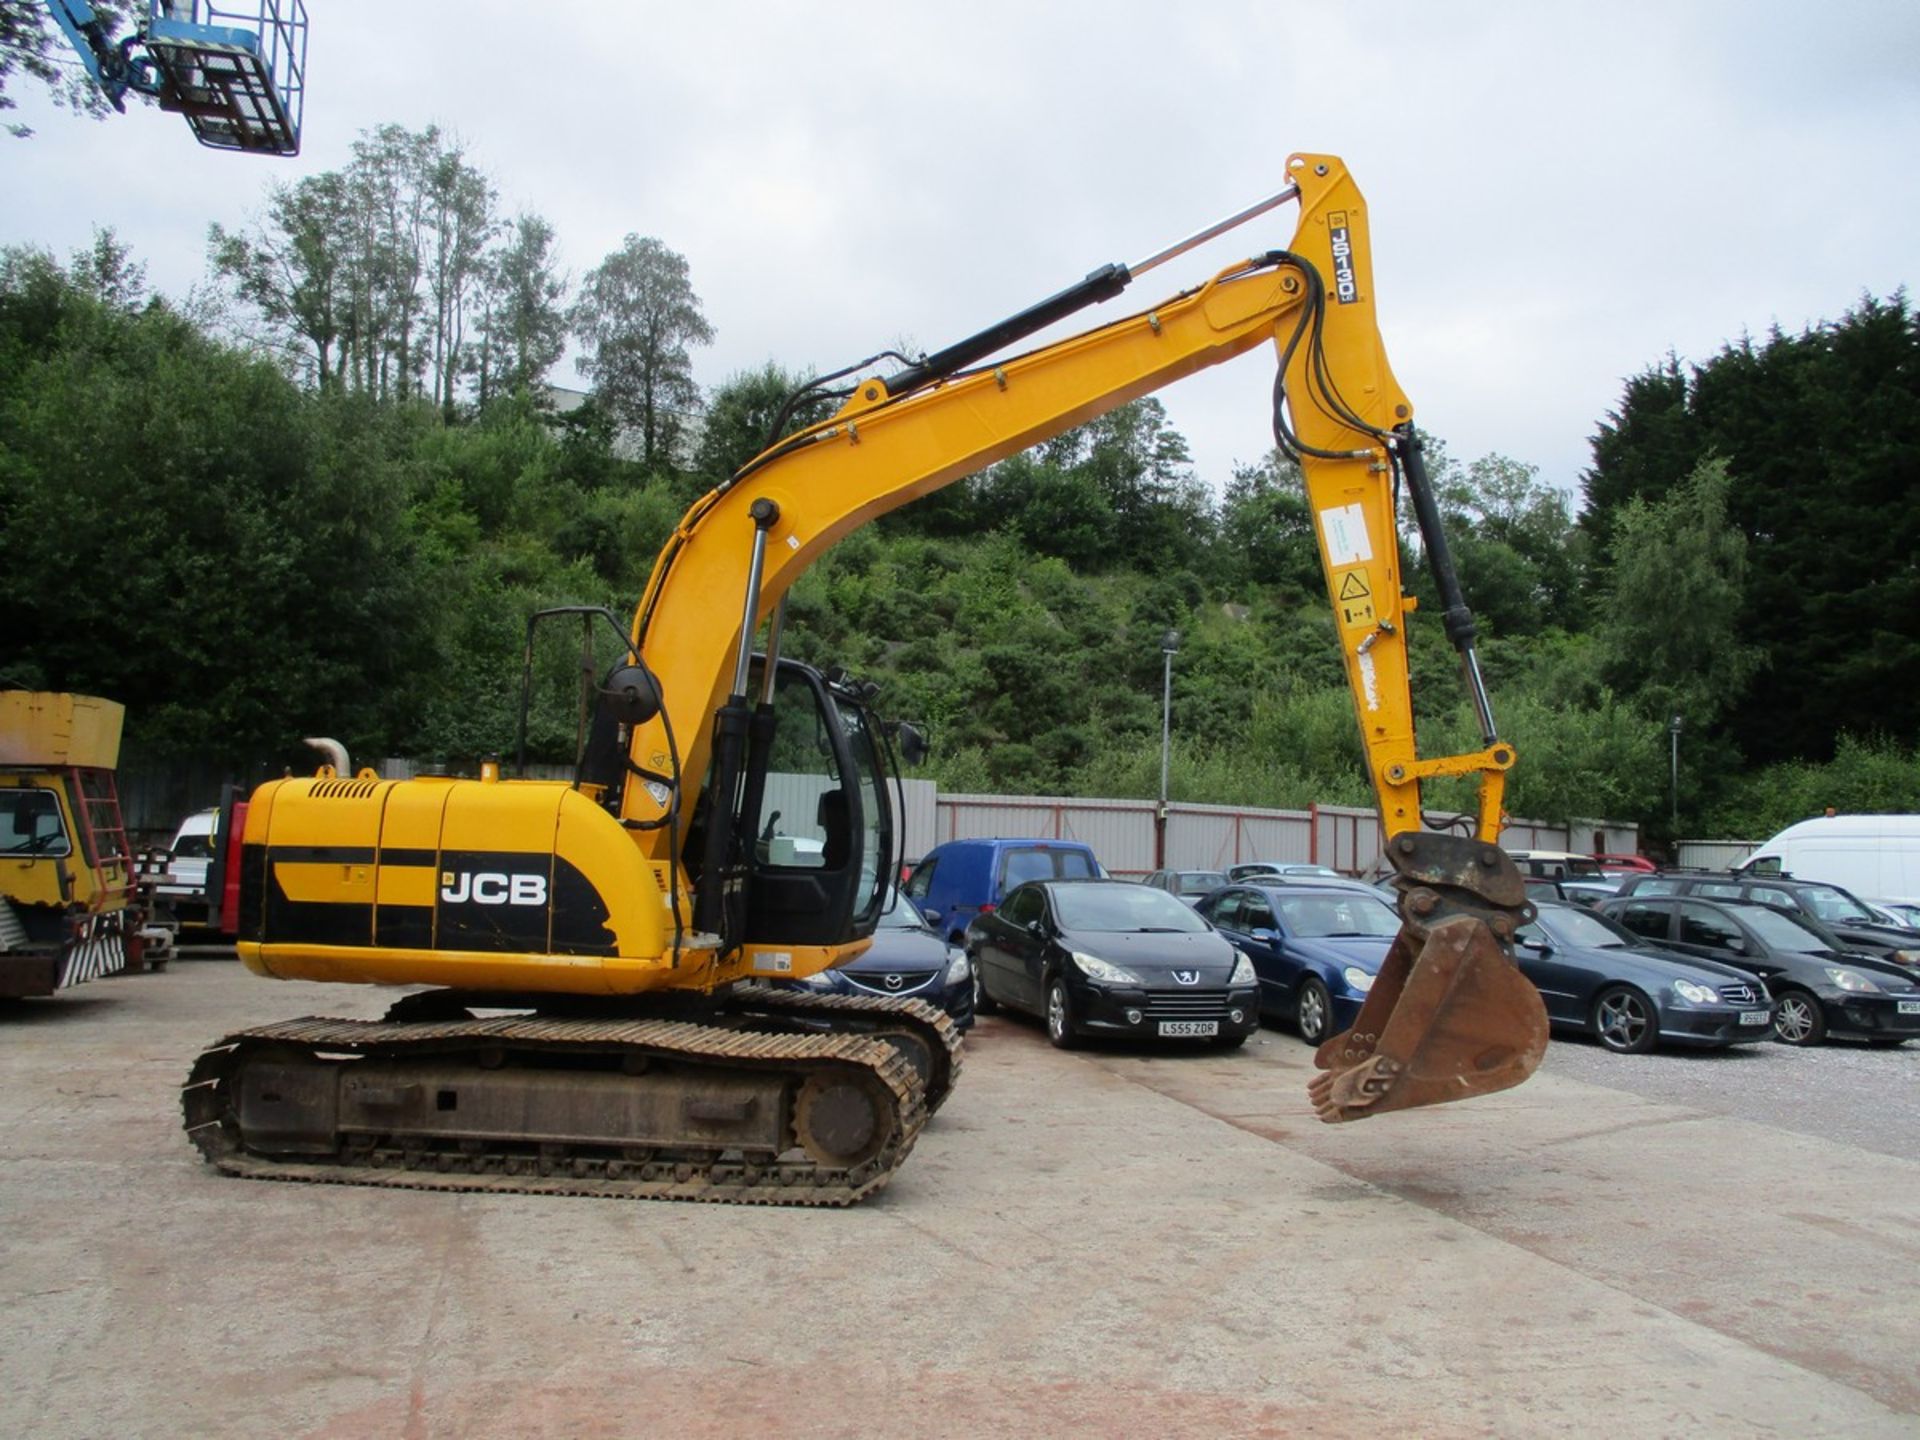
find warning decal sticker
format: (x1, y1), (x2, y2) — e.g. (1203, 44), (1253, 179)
(1337, 568), (1375, 629)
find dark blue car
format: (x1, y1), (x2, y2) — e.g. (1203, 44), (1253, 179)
(780, 888), (974, 1028)
(1516, 900), (1774, 1053)
(1194, 883), (1401, 1045)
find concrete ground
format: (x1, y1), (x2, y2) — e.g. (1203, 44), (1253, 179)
(3, 960), (1917, 1439)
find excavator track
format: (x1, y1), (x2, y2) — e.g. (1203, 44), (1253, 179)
(722, 984), (964, 1114)
(181, 1013), (928, 1207)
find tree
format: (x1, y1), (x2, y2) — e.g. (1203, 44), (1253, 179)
(421, 136), (497, 414)
(693, 362), (832, 483)
(208, 170), (356, 386)
(0, 0), (134, 138)
(1577, 295), (1920, 763)
(1594, 456), (1760, 734)
(472, 212), (567, 405)
(1215, 450), (1321, 598)
(572, 236), (714, 470)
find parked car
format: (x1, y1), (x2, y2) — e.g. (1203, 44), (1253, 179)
(1506, 850), (1611, 882)
(1514, 900), (1774, 1053)
(1143, 868), (1228, 906)
(779, 887), (973, 1027)
(968, 879), (1260, 1049)
(905, 838), (1103, 948)
(1597, 894), (1920, 1046)
(1612, 871), (1920, 975)
(1225, 861), (1344, 883)
(1525, 877), (1621, 909)
(1195, 882), (1400, 1045)
(1593, 852), (1658, 875)
(1866, 898), (1920, 930)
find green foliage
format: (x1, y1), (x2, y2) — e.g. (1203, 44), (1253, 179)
(1701, 734), (1920, 838)
(1594, 456), (1761, 732)
(571, 235), (714, 469)
(7, 200), (1913, 847)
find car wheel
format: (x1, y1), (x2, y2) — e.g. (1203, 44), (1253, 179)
(1044, 974), (1079, 1050)
(1772, 990), (1827, 1046)
(1295, 977), (1332, 1046)
(1591, 985), (1657, 1054)
(971, 954), (999, 1015)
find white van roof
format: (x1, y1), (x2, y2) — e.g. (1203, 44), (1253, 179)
(1760, 814), (1920, 842)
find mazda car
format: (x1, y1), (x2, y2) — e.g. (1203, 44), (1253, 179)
(969, 878), (1259, 1049)
(780, 887), (974, 1027)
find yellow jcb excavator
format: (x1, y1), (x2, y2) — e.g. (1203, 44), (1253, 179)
(180, 154), (1549, 1204)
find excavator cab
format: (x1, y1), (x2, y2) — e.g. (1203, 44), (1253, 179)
(736, 659), (893, 949)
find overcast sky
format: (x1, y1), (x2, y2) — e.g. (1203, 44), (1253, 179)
(4, 2), (1916, 502)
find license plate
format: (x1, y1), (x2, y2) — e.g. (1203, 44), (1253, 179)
(1158, 1020), (1219, 1038)
(1740, 1010), (1770, 1026)
(1899, 1000), (1920, 1015)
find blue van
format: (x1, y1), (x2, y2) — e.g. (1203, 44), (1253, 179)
(904, 838), (1104, 946)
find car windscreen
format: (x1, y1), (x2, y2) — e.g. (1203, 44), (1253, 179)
(876, 890), (932, 932)
(1274, 893), (1401, 939)
(1053, 884), (1210, 933)
(1737, 905), (1835, 953)
(1792, 884), (1876, 924)
(1540, 905), (1634, 948)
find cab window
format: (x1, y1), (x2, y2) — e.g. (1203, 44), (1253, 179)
(0, 788), (70, 857)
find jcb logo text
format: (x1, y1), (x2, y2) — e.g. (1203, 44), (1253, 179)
(440, 871), (547, 906)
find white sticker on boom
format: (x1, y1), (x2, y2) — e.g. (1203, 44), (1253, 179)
(1319, 503), (1373, 567)
(752, 951), (794, 973)
(1356, 650), (1381, 711)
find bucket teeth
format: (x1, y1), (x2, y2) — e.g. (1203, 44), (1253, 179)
(1309, 912), (1548, 1124)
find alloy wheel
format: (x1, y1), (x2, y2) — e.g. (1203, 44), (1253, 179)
(1774, 995), (1819, 1044)
(1594, 988), (1653, 1053)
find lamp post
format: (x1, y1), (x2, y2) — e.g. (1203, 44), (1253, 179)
(1668, 713), (1684, 830)
(1156, 629), (1180, 869)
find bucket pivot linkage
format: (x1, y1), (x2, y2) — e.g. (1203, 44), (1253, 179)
(1309, 832), (1548, 1123)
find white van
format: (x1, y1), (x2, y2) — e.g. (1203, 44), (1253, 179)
(154, 807), (218, 903)
(1735, 815), (1920, 901)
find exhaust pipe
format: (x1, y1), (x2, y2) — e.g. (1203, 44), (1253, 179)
(303, 736), (351, 775)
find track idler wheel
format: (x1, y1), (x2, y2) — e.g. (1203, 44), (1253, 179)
(1308, 834), (1549, 1123)
(793, 1069), (900, 1169)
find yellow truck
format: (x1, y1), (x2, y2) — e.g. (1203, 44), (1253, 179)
(0, 692), (157, 997)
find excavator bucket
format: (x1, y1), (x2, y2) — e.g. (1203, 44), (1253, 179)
(1307, 834), (1549, 1123)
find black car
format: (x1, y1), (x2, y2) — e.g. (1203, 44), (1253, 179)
(780, 887), (974, 1027)
(1516, 901), (1774, 1053)
(1597, 894), (1920, 1046)
(1613, 872), (1920, 975)
(969, 878), (1260, 1049)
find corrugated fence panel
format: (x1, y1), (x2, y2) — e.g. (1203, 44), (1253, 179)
(1678, 839), (1758, 869)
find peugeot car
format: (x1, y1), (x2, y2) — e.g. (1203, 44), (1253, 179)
(969, 879), (1259, 1049)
